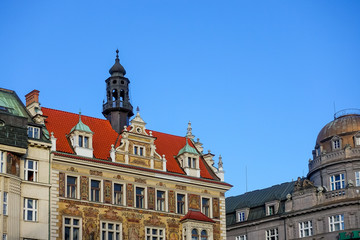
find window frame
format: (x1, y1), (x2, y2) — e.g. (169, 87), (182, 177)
(176, 193), (186, 214)
(299, 220), (313, 238)
(23, 198), (38, 222)
(356, 171), (360, 187)
(66, 175), (79, 199)
(89, 179), (102, 202)
(354, 134), (360, 146)
(201, 197), (211, 217)
(100, 221), (122, 240)
(156, 189), (167, 212)
(330, 173), (345, 191)
(27, 126), (40, 139)
(0, 151), (5, 173)
(113, 182), (125, 206)
(145, 226), (165, 240)
(3, 192), (7, 215)
(235, 235), (247, 240)
(63, 216), (82, 240)
(329, 214), (344, 232)
(133, 145), (145, 156)
(192, 228), (199, 240)
(135, 186), (146, 209)
(332, 137), (341, 150)
(24, 159), (38, 182)
(266, 228), (278, 240)
(237, 211), (246, 222)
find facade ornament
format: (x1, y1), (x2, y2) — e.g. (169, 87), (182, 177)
(186, 121), (195, 140)
(286, 193), (292, 201)
(110, 144), (115, 162)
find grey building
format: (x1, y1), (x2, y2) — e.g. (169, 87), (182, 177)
(226, 109), (360, 240)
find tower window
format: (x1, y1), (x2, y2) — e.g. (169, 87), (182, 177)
(113, 80), (117, 84)
(332, 139), (341, 150)
(330, 174), (345, 190)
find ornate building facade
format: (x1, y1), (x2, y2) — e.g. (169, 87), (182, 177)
(226, 110), (360, 240)
(17, 51), (231, 240)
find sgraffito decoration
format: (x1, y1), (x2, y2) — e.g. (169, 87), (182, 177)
(213, 222), (220, 240)
(175, 185), (186, 190)
(212, 198), (220, 219)
(83, 207), (99, 218)
(61, 202), (82, 217)
(84, 218), (98, 240)
(127, 183), (134, 207)
(123, 212), (143, 223)
(169, 232), (179, 240)
(167, 218), (180, 239)
(104, 180), (112, 204)
(128, 224), (140, 240)
(147, 187), (155, 210)
(99, 209), (123, 222)
(90, 170), (103, 176)
(144, 215), (165, 227)
(168, 190), (175, 213)
(80, 176), (89, 200)
(59, 172), (65, 197)
(188, 194), (200, 210)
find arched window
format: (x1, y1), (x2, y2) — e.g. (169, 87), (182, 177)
(201, 230), (208, 240)
(192, 229), (199, 240)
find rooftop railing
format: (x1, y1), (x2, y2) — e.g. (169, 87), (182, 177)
(334, 108), (360, 119)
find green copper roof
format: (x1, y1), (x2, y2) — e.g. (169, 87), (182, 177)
(177, 139), (199, 156)
(0, 88), (30, 118)
(71, 114), (92, 133)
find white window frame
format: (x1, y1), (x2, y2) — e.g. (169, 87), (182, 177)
(354, 135), (360, 146)
(268, 205), (275, 216)
(236, 235), (247, 240)
(266, 228), (278, 240)
(24, 159), (38, 182)
(330, 173), (345, 191)
(27, 126), (40, 139)
(100, 221), (122, 240)
(2, 234), (7, 240)
(145, 227), (165, 240)
(176, 192), (187, 214)
(134, 186), (146, 209)
(332, 138), (341, 150)
(201, 197), (211, 217)
(113, 182), (125, 206)
(66, 175), (79, 199)
(237, 211), (246, 222)
(23, 198), (37, 221)
(156, 189), (167, 212)
(63, 216), (82, 240)
(0, 151), (5, 173)
(299, 220), (313, 238)
(89, 179), (102, 202)
(356, 171), (360, 187)
(133, 145), (145, 156)
(329, 214), (344, 232)
(78, 135), (89, 148)
(3, 192), (7, 215)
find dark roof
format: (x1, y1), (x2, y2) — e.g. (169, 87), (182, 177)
(180, 210), (215, 223)
(226, 181), (295, 226)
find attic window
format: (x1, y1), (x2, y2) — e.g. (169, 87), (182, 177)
(78, 136), (89, 148)
(238, 211), (245, 222)
(332, 138), (341, 150)
(187, 157), (196, 168)
(268, 205), (275, 216)
(28, 126), (40, 139)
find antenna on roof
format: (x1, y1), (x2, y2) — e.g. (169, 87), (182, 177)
(245, 165), (248, 192)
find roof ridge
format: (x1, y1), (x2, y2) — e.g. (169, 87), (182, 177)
(42, 107), (109, 122)
(228, 181), (295, 198)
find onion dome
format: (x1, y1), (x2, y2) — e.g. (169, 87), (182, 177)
(109, 49), (126, 76)
(177, 138), (199, 156)
(71, 113), (92, 133)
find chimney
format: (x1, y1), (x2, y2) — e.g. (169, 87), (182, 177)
(25, 90), (40, 107)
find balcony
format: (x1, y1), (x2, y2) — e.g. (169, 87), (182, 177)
(103, 100), (133, 112)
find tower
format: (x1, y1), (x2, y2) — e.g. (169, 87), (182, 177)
(102, 50), (134, 133)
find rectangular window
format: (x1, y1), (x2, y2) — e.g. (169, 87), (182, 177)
(238, 211), (246, 222)
(188, 157), (191, 168)
(2, 234), (7, 240)
(145, 227), (165, 240)
(84, 136), (89, 148)
(101, 221), (122, 240)
(236, 235), (247, 240)
(266, 228), (278, 240)
(156, 190), (166, 211)
(135, 187), (145, 208)
(333, 139), (340, 149)
(355, 136), (360, 146)
(356, 171), (360, 187)
(329, 214), (344, 232)
(64, 217), (81, 240)
(27, 126), (40, 139)
(0, 151), (4, 173)
(24, 159), (38, 182)
(3, 192), (7, 215)
(91, 180), (101, 202)
(299, 220), (313, 238)
(202, 198), (210, 217)
(79, 136), (83, 147)
(67, 176), (77, 199)
(330, 174), (345, 190)
(113, 183), (123, 205)
(133, 146), (144, 156)
(177, 193), (185, 214)
(24, 198), (37, 221)
(268, 205), (275, 216)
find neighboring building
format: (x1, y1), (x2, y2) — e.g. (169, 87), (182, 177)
(0, 88), (51, 239)
(22, 50), (231, 240)
(226, 109), (360, 239)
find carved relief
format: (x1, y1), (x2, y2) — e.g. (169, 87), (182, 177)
(66, 167), (78, 172)
(156, 182), (166, 187)
(130, 157), (150, 167)
(104, 180), (112, 204)
(135, 178), (146, 184)
(127, 183), (134, 207)
(175, 185), (186, 190)
(169, 231), (179, 240)
(202, 189), (209, 194)
(123, 212), (143, 223)
(100, 209), (123, 222)
(148, 187), (155, 210)
(80, 176), (89, 200)
(114, 175), (124, 180)
(213, 198), (220, 219)
(144, 215), (165, 227)
(59, 172), (65, 197)
(90, 170), (103, 176)
(61, 202), (82, 217)
(188, 194), (200, 210)
(168, 190), (175, 213)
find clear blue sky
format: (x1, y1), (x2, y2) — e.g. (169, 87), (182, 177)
(1, 1), (360, 197)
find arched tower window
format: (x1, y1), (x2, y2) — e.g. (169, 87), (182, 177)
(120, 89), (125, 102)
(192, 229), (199, 240)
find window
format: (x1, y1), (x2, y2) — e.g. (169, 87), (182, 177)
(187, 157), (197, 168)
(24, 198), (37, 221)
(268, 205), (275, 215)
(64, 217), (81, 240)
(200, 230), (208, 240)
(156, 190), (166, 211)
(330, 174), (345, 191)
(192, 229), (199, 240)
(135, 187), (145, 208)
(299, 220), (313, 238)
(114, 183), (124, 205)
(329, 214), (344, 232)
(27, 126), (40, 139)
(177, 193), (185, 214)
(0, 151), (4, 173)
(101, 221), (122, 240)
(237, 211), (246, 222)
(202, 198), (210, 217)
(2, 234), (7, 240)
(78, 136), (89, 148)
(355, 136), (360, 146)
(356, 172), (360, 186)
(236, 235), (247, 240)
(24, 160), (38, 182)
(3, 192), (7, 215)
(145, 227), (165, 240)
(332, 139), (341, 150)
(66, 176), (77, 199)
(134, 146), (144, 156)
(266, 228), (278, 240)
(90, 180), (101, 202)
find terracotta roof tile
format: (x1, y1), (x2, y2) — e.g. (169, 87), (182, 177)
(180, 210), (215, 223)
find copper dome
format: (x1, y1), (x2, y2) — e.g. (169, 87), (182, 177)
(316, 111), (360, 145)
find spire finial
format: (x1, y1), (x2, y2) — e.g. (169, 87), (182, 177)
(116, 49), (119, 59)
(79, 110), (82, 121)
(136, 106), (140, 112)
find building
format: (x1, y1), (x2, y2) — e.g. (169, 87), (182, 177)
(226, 110), (360, 239)
(0, 88), (51, 239)
(20, 50), (231, 240)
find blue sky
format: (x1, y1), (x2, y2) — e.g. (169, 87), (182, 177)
(1, 1), (360, 197)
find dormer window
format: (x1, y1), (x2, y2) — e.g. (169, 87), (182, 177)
(236, 209), (249, 222)
(332, 137), (341, 150)
(268, 205), (275, 215)
(28, 126), (40, 139)
(78, 136), (89, 148)
(134, 145), (144, 156)
(265, 201), (279, 216)
(188, 157), (197, 168)
(354, 133), (360, 146)
(69, 113), (94, 158)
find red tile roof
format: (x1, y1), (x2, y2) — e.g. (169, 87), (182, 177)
(180, 210), (215, 223)
(42, 107), (217, 180)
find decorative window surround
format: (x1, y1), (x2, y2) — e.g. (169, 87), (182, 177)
(156, 189), (167, 212)
(330, 174), (345, 191)
(201, 197), (211, 218)
(101, 221), (122, 240)
(3, 192), (7, 215)
(66, 175), (79, 199)
(133, 145), (145, 156)
(0, 151), (5, 173)
(145, 227), (165, 240)
(90, 179), (102, 202)
(63, 216), (81, 240)
(113, 183), (125, 205)
(176, 193), (186, 214)
(331, 136), (341, 151)
(236, 208), (249, 222)
(182, 221), (213, 240)
(299, 220), (313, 238)
(135, 186), (146, 209)
(354, 133), (360, 146)
(329, 214), (344, 232)
(24, 159), (38, 182)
